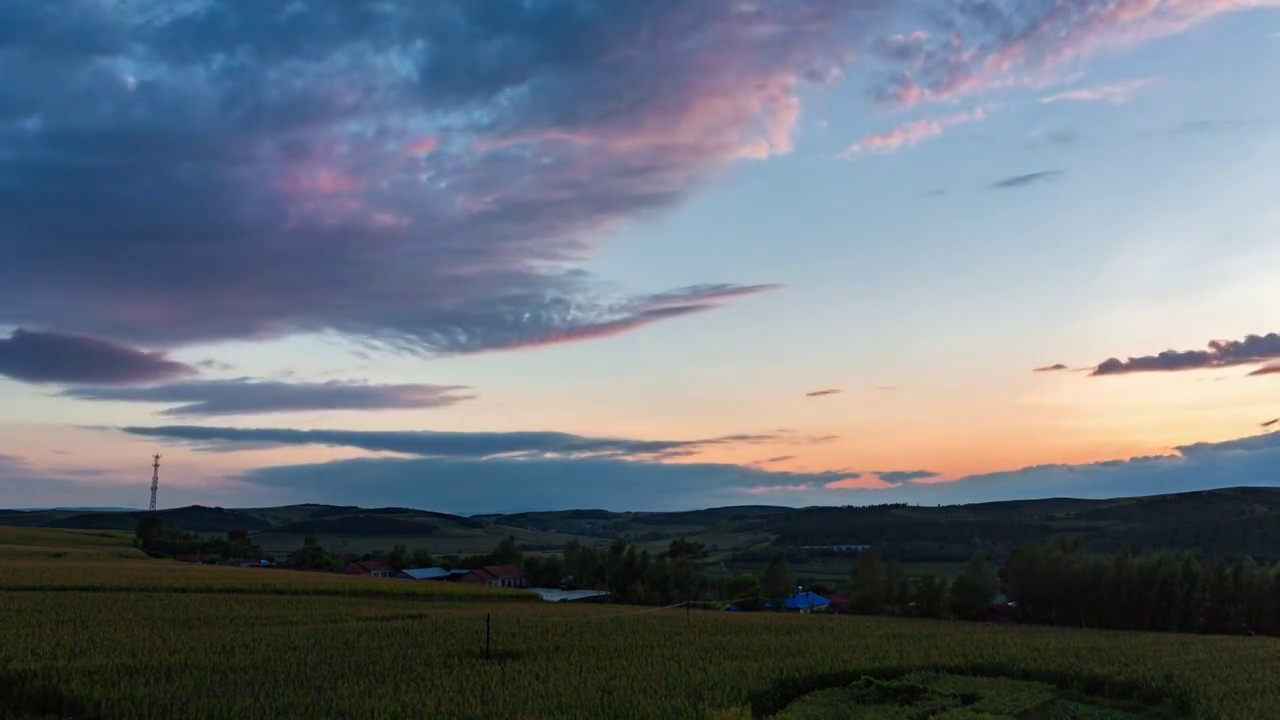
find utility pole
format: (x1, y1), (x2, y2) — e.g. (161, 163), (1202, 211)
(149, 454), (161, 512)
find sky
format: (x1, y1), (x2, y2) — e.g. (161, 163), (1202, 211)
(3, 0), (1280, 514)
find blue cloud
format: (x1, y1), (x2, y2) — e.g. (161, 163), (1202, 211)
(241, 455), (851, 515)
(0, 329), (194, 385)
(64, 379), (474, 417)
(112, 424), (1280, 513)
(119, 425), (790, 460)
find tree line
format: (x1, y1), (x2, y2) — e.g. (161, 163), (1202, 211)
(1001, 540), (1280, 636)
(137, 516), (1280, 638)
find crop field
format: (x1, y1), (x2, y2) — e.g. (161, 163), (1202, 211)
(0, 527), (146, 561)
(2, 557), (1279, 719)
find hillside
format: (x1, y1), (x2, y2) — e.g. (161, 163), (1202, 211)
(4, 487), (1280, 566)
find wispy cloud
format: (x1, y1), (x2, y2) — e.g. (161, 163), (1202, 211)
(842, 108), (988, 157)
(873, 2), (1272, 107)
(1093, 332), (1280, 376)
(1251, 364), (1280, 376)
(0, 329), (195, 385)
(992, 170), (1066, 190)
(118, 425), (822, 462)
(1041, 78), (1155, 104)
(1033, 364), (1069, 373)
(62, 379), (474, 417)
(805, 389), (843, 398)
(875, 470), (940, 484)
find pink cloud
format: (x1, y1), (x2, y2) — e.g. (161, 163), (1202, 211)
(403, 136), (438, 156)
(1041, 78), (1155, 104)
(879, 1), (1278, 107)
(842, 108), (988, 157)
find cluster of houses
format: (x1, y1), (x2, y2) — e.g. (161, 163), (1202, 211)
(341, 560), (611, 603)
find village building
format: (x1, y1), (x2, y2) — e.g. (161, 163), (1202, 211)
(458, 564), (528, 588)
(341, 559), (395, 579)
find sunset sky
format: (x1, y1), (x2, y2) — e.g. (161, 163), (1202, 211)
(3, 0), (1280, 513)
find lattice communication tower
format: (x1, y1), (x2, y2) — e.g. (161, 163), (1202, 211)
(149, 454), (161, 512)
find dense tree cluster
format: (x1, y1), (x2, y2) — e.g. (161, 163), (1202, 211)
(1001, 541), (1280, 636)
(520, 538), (711, 605)
(135, 517), (264, 561)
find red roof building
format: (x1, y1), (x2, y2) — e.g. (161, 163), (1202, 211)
(822, 593), (852, 613)
(459, 564), (528, 588)
(342, 560), (395, 578)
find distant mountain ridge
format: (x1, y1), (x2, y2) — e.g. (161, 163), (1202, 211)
(3, 486), (1280, 562)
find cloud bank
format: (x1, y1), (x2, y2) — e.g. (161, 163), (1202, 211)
(1, 0), (1270, 359)
(1093, 332), (1280, 376)
(0, 329), (195, 385)
(119, 425), (799, 462)
(110, 425), (1280, 512)
(0, 0), (863, 355)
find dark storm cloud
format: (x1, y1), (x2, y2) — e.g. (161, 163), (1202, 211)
(0, 0), (871, 354)
(0, 329), (195, 385)
(61, 379), (474, 417)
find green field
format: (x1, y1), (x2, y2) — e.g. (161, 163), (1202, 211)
(0, 526), (146, 560)
(2, 541), (1279, 719)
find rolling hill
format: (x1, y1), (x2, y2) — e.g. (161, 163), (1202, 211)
(3, 487), (1280, 566)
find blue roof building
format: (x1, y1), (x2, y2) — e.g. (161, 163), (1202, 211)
(400, 567), (452, 580)
(782, 592), (830, 612)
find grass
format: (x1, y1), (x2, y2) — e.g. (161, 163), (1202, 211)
(2, 552), (1278, 719)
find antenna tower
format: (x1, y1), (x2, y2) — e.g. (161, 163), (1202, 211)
(149, 454), (161, 512)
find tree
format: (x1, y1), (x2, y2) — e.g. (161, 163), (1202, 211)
(761, 552), (792, 608)
(882, 561), (908, 615)
(386, 544), (410, 570)
(850, 548), (885, 614)
(135, 516), (165, 547)
(667, 538), (706, 603)
(726, 574), (762, 610)
(491, 536), (523, 566)
(410, 548), (435, 568)
(909, 575), (950, 619)
(950, 552), (999, 619)
(290, 537), (330, 570)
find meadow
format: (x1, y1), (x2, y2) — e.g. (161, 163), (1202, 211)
(1, 530), (1278, 719)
